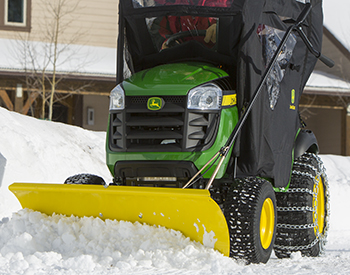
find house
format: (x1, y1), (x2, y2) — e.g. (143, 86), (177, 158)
(1, 0), (349, 155)
(0, 0), (117, 131)
(301, 0), (350, 155)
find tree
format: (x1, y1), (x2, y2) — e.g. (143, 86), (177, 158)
(14, 0), (88, 120)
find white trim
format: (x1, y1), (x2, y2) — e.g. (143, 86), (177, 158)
(304, 86), (350, 95)
(4, 0), (27, 27)
(305, 86), (350, 92)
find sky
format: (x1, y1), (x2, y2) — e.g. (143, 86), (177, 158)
(323, 0), (350, 51)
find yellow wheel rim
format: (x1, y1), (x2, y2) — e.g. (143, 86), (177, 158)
(313, 176), (325, 235)
(260, 198), (275, 249)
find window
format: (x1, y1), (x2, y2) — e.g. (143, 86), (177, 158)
(5, 0), (26, 26)
(0, 0), (31, 31)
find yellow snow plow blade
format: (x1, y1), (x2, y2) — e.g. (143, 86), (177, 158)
(9, 183), (230, 256)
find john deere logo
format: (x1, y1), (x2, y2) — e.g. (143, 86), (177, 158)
(147, 97), (164, 111)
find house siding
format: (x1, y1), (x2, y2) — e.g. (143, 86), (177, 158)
(302, 107), (343, 155)
(82, 94), (110, 131)
(0, 0), (118, 48)
(314, 28), (350, 82)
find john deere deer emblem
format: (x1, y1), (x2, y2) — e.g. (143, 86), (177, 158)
(147, 97), (164, 111)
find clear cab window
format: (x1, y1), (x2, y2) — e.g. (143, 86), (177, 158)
(133, 0), (232, 8)
(147, 16), (218, 51)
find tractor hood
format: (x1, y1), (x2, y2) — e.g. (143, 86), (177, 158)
(122, 62), (228, 96)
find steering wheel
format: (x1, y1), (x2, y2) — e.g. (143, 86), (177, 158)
(165, 30), (207, 47)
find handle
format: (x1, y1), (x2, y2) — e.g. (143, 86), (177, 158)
(318, 53), (335, 68)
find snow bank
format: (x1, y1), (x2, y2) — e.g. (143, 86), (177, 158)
(0, 210), (237, 274)
(318, 155), (350, 250)
(0, 107), (111, 218)
(1, 107), (350, 274)
(0, 153), (5, 187)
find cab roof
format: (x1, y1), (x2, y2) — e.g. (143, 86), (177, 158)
(117, 0), (317, 83)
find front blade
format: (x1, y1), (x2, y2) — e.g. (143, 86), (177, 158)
(9, 183), (230, 256)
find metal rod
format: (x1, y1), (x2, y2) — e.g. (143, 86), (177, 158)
(182, 150), (221, 189)
(205, 153), (227, 190)
(116, 0), (125, 83)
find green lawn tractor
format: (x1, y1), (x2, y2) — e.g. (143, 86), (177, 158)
(10, 0), (334, 264)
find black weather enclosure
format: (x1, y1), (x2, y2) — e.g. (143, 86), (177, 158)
(117, 0), (323, 188)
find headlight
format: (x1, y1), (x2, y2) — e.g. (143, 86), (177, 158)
(109, 84), (125, 110)
(187, 83), (222, 110)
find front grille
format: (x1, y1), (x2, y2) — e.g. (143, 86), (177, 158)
(109, 95), (220, 152)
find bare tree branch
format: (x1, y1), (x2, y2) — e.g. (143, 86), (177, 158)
(12, 0), (93, 120)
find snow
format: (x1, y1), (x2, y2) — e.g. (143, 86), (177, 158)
(0, 152), (5, 188)
(306, 70), (350, 91)
(1, 106), (350, 274)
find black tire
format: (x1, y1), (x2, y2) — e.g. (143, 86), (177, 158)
(224, 177), (277, 264)
(64, 173), (106, 185)
(274, 153), (330, 258)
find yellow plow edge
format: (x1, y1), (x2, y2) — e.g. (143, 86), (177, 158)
(9, 183), (230, 256)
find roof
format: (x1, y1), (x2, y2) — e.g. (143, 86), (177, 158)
(306, 70), (350, 94)
(304, 0), (350, 93)
(0, 38), (116, 79)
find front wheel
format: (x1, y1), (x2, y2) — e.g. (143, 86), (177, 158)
(224, 177), (277, 264)
(64, 173), (106, 185)
(274, 153), (330, 258)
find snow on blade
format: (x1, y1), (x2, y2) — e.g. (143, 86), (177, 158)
(202, 224), (217, 249)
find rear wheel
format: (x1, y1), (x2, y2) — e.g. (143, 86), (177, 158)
(224, 177), (276, 264)
(64, 173), (106, 185)
(274, 153), (330, 258)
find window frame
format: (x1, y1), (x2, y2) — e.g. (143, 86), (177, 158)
(5, 0), (27, 27)
(0, 0), (31, 32)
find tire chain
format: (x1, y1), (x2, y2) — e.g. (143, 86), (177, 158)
(274, 153), (330, 255)
(277, 205), (314, 212)
(286, 187), (315, 196)
(298, 153), (330, 244)
(274, 237), (320, 252)
(277, 222), (316, 229)
(277, 154), (319, 237)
